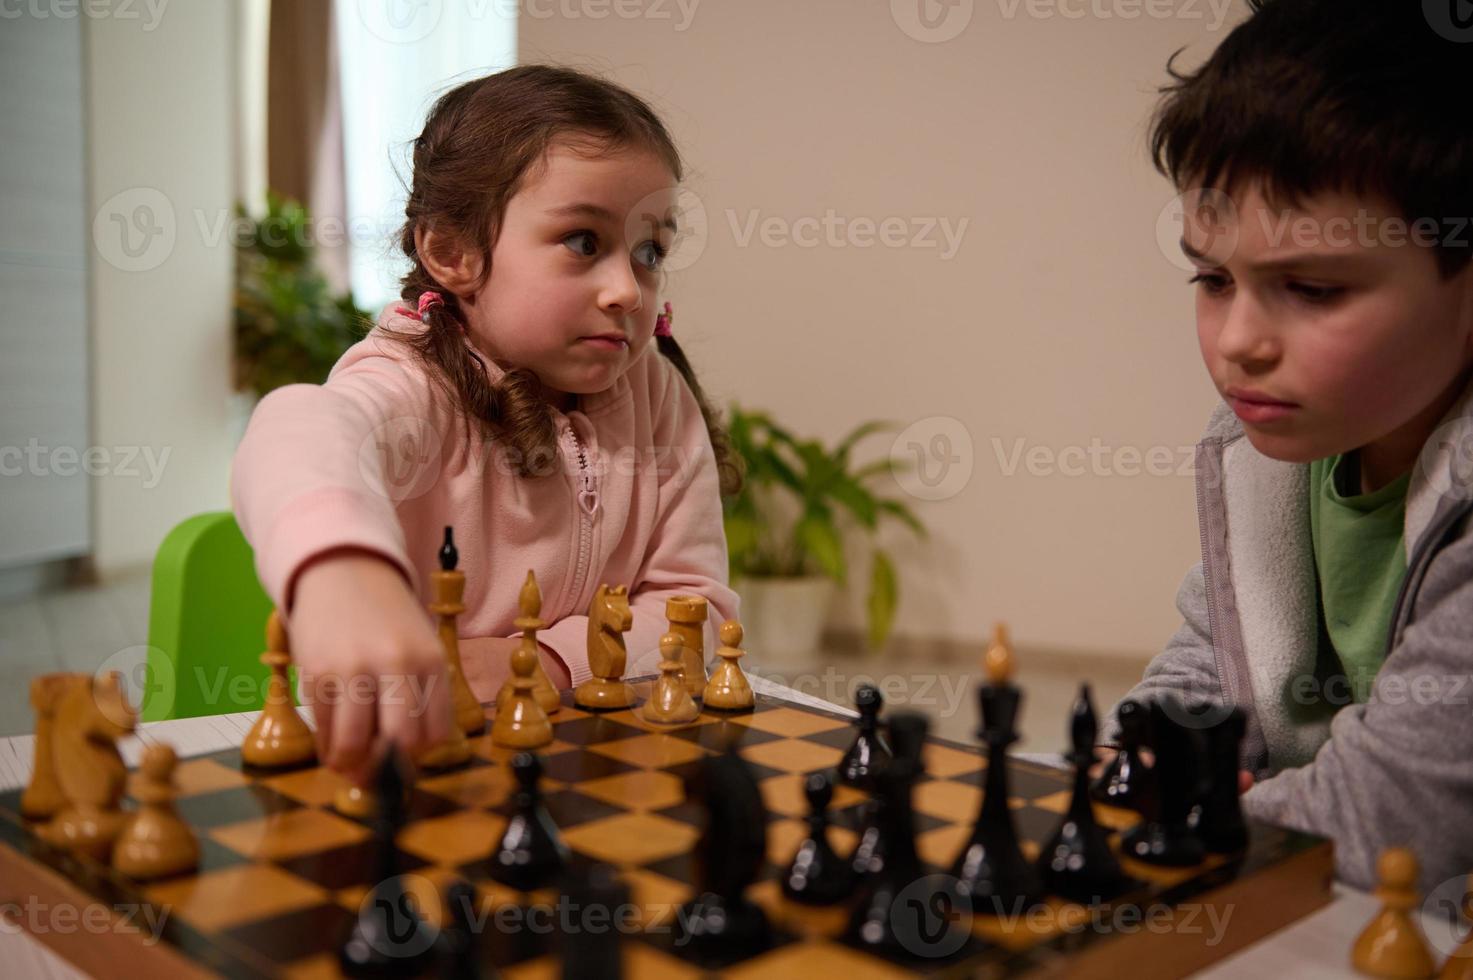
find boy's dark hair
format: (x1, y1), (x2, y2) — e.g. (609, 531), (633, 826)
(387, 65), (741, 495)
(1149, 0), (1471, 278)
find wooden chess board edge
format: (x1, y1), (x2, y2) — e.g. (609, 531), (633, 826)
(0, 837), (222, 980)
(1023, 839), (1335, 979)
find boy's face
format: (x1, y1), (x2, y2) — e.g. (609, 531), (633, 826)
(464, 140), (677, 403)
(1183, 183), (1473, 477)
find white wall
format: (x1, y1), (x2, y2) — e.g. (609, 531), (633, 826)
(86, 2), (237, 576)
(521, 1), (1245, 658)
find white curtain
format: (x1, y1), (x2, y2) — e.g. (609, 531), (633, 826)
(333, 0), (518, 314)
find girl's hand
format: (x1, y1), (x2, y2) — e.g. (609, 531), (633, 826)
(289, 548), (453, 786)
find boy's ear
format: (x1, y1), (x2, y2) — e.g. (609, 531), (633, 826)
(415, 223), (486, 300)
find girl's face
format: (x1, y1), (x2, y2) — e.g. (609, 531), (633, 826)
(462, 140), (678, 406)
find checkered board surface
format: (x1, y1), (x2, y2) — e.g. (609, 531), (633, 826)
(0, 683), (1332, 979)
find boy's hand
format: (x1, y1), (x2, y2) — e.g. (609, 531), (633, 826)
(288, 548), (453, 786)
(1089, 749), (1256, 794)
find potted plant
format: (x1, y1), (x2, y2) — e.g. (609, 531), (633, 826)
(231, 192), (371, 438)
(723, 406), (926, 660)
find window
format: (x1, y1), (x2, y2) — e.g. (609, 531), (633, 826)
(334, 1), (517, 312)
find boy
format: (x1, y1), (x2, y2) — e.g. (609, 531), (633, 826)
(1109, 0), (1473, 892)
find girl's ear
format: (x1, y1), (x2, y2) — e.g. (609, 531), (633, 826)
(415, 223), (485, 300)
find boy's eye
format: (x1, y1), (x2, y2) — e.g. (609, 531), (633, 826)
(1187, 272), (1231, 296)
(563, 231), (598, 257)
(633, 240), (667, 272)
(1287, 281), (1344, 304)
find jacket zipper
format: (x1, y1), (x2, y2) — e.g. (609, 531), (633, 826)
(565, 421), (599, 605)
(1384, 496), (1473, 651)
(1196, 441), (1237, 705)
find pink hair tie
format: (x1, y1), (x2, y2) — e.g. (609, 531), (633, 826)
(654, 301), (674, 338)
(417, 290), (446, 323)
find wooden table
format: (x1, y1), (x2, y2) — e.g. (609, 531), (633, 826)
(0, 678), (1456, 979)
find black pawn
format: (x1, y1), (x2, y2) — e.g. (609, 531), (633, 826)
(488, 753), (568, 891)
(950, 662), (1044, 916)
(676, 752), (771, 966)
(850, 708), (920, 879)
(560, 864), (627, 980)
(1196, 708), (1248, 854)
(340, 752), (438, 977)
(1121, 701), (1206, 866)
(782, 771), (856, 905)
(847, 714), (959, 955)
(1090, 698), (1157, 816)
(1037, 685), (1132, 902)
(437, 878), (487, 980)
(839, 684), (892, 789)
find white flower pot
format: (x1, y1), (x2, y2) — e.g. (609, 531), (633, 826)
(733, 575), (837, 663)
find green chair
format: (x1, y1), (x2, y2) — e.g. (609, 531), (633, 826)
(142, 511), (273, 721)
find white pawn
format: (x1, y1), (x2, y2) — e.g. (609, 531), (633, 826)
(703, 620), (754, 712)
(640, 633), (700, 725)
(114, 744), (198, 880)
(1352, 848), (1436, 979)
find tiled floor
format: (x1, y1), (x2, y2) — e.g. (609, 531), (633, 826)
(0, 571), (153, 738)
(0, 571), (1152, 752)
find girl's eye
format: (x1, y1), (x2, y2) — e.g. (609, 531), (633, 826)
(1287, 281), (1345, 304)
(1187, 272), (1231, 296)
(633, 240), (667, 272)
(563, 231), (598, 257)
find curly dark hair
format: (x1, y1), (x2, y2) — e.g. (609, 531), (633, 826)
(384, 64), (741, 495)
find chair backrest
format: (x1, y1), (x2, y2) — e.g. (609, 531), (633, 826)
(143, 512), (272, 721)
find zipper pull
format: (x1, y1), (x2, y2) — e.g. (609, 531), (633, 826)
(579, 474), (599, 516)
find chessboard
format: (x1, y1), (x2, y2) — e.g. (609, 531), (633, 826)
(0, 682), (1332, 980)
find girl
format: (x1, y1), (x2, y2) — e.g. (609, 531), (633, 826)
(231, 65), (742, 784)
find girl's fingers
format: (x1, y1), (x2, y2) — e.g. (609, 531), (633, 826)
(329, 687), (376, 776)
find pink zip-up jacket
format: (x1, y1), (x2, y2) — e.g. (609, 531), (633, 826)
(229, 303), (739, 689)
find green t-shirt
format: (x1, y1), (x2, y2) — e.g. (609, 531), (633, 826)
(1308, 452), (1412, 703)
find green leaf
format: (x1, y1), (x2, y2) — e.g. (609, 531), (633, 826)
(877, 498), (927, 537)
(835, 420), (893, 466)
(854, 457), (901, 481)
(867, 550), (899, 649)
(829, 476), (878, 528)
(723, 512), (762, 564)
(796, 513), (846, 584)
